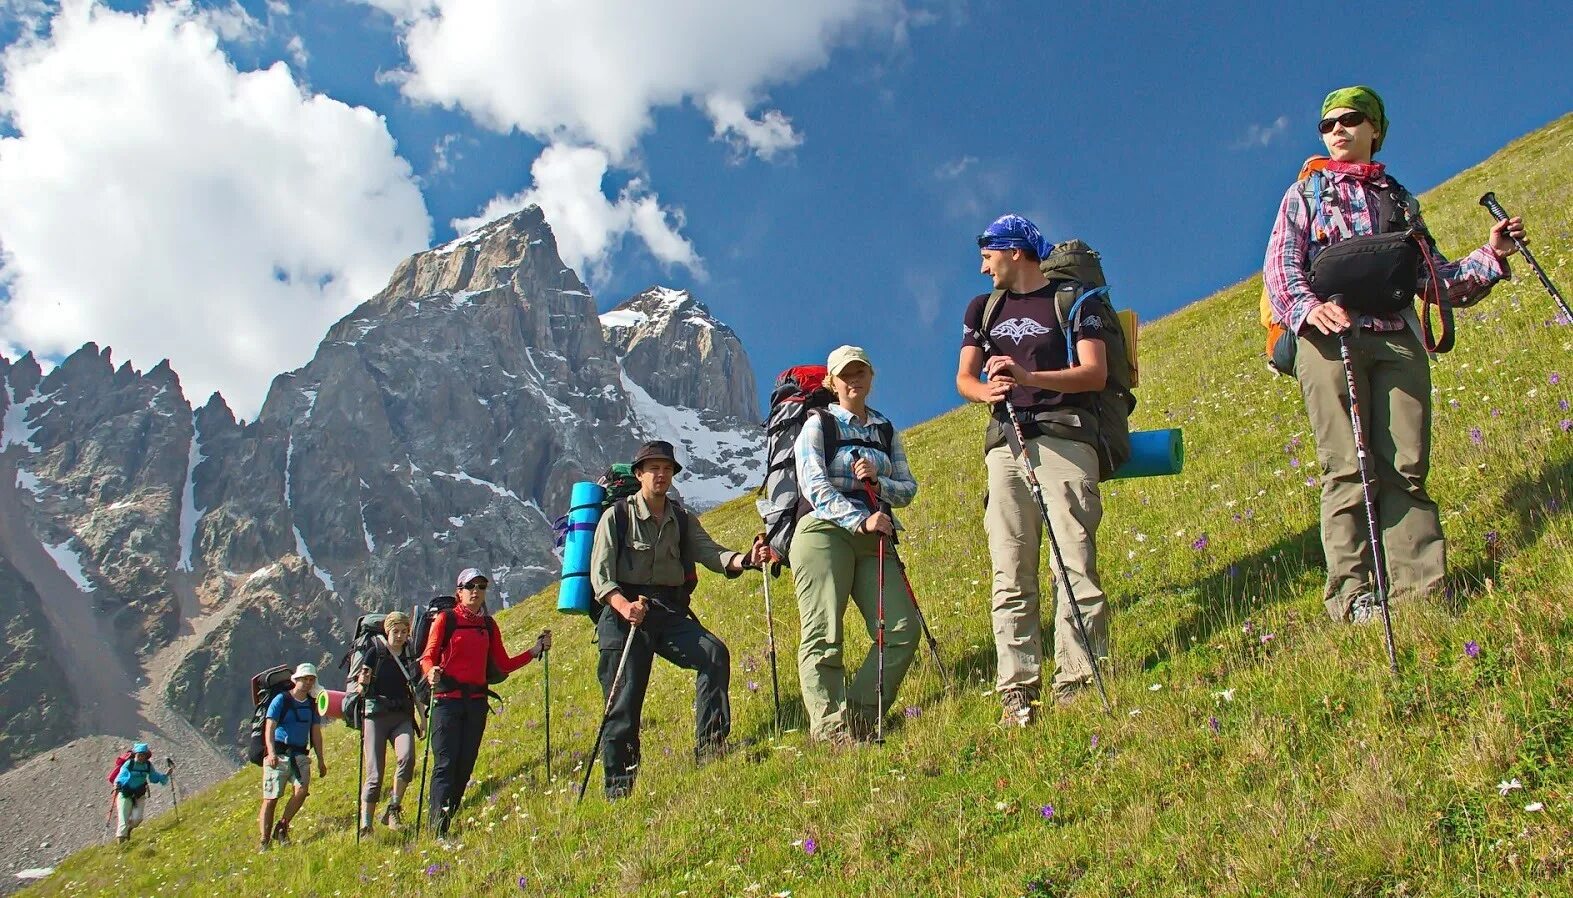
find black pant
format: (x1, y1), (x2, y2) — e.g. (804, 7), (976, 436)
(427, 695), (488, 832)
(596, 599), (730, 797)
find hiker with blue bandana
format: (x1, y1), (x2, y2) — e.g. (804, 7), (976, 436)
(1263, 85), (1526, 624)
(957, 213), (1113, 726)
(109, 742), (169, 843)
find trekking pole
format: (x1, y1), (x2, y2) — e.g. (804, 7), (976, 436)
(859, 480), (948, 691)
(542, 646), (551, 780)
(874, 526), (887, 745)
(754, 535), (783, 736)
(577, 622), (640, 805)
(1334, 309), (1401, 675)
(1479, 192), (1571, 323)
(414, 688), (435, 838)
(356, 710), (366, 843)
(996, 401), (1113, 715)
(165, 758), (179, 823)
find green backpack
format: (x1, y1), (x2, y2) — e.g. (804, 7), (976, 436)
(981, 239), (1137, 481)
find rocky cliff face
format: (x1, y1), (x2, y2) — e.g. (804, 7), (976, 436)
(0, 206), (764, 769)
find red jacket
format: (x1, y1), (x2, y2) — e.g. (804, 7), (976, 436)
(419, 603), (534, 698)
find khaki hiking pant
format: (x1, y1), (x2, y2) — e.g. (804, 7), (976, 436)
(789, 515), (918, 741)
(115, 792), (146, 839)
(984, 437), (1107, 697)
(1296, 327), (1445, 620)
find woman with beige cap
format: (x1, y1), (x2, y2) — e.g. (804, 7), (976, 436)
(348, 610), (420, 836)
(790, 345), (919, 745)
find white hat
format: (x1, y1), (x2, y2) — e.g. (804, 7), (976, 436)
(291, 662), (318, 682)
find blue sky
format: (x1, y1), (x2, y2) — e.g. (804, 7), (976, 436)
(1, 0), (1569, 424)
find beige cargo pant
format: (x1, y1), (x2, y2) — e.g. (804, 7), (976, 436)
(1296, 327), (1444, 620)
(984, 435), (1106, 697)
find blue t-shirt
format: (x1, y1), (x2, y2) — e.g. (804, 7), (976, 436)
(266, 693), (320, 749)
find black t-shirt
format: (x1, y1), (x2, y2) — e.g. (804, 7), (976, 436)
(961, 284), (1108, 413)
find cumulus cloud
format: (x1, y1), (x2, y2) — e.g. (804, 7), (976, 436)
(453, 144), (701, 284)
(358, 0), (903, 272)
(0, 0), (431, 416)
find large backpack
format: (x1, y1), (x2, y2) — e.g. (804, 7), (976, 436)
(1259, 156), (1450, 375)
(245, 664), (295, 766)
(106, 749), (134, 786)
(552, 463), (642, 549)
(411, 597), (507, 700)
(337, 613), (413, 728)
(981, 239), (1138, 481)
(755, 366), (895, 566)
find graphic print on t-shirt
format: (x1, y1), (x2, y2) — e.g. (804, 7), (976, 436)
(990, 317), (1054, 345)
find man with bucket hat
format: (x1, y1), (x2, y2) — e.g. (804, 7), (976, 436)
(258, 662), (326, 851)
(586, 439), (769, 798)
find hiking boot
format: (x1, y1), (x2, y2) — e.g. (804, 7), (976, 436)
(116, 834), (129, 845)
(999, 688), (1037, 728)
(695, 737), (730, 768)
(1349, 591), (1381, 625)
(271, 821), (290, 846)
(846, 707), (880, 743)
(258, 838), (271, 854)
(381, 803), (403, 831)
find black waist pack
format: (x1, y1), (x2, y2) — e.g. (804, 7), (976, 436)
(1308, 231), (1422, 315)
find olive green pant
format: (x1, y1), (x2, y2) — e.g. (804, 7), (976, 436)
(1296, 327), (1445, 620)
(789, 515), (918, 741)
(984, 437), (1107, 696)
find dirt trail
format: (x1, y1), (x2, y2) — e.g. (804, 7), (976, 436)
(0, 454), (239, 894)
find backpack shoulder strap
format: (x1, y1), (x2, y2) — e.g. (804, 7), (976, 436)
(814, 406), (841, 467)
(613, 497), (631, 558)
(1057, 283), (1111, 365)
(979, 288), (1008, 352)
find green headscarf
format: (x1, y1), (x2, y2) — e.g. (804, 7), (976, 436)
(1322, 85), (1387, 152)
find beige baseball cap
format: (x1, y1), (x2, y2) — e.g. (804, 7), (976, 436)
(826, 345), (874, 376)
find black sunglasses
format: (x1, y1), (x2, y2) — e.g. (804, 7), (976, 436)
(462, 582), (489, 591)
(1318, 110), (1367, 134)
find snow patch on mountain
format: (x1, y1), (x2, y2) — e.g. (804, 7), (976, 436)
(619, 367), (762, 509)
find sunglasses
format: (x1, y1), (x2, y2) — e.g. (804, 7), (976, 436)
(462, 582), (489, 591)
(1318, 110), (1367, 134)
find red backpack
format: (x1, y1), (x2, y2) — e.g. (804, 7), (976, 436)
(107, 749), (134, 785)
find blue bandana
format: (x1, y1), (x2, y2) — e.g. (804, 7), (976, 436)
(977, 214), (1051, 260)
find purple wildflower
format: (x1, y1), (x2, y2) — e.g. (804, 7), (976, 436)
(1260, 633), (1276, 645)
(1552, 372), (1562, 385)
(1469, 427), (1484, 446)
(1465, 641), (1481, 659)
(1192, 533), (1210, 551)
(803, 836), (818, 856)
(1485, 531), (1500, 547)
(425, 864), (447, 877)
(1305, 476), (1318, 487)
(1561, 399), (1570, 412)
(746, 680), (759, 693)
(1208, 716), (1220, 734)
(1289, 457), (1300, 468)
(1491, 408), (1501, 418)
(1040, 804), (1055, 820)
(1089, 733), (1100, 750)
(1561, 420), (1573, 433)
(1242, 620), (1254, 635)
(1448, 398), (1460, 409)
(904, 706), (922, 719)
(518, 876), (529, 890)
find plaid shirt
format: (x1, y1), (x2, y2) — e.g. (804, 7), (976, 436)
(1264, 167), (1507, 336)
(794, 404), (917, 533)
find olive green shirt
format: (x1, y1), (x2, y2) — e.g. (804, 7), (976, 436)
(589, 493), (744, 603)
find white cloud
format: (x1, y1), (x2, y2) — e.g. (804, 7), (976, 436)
(284, 33), (307, 69)
(703, 95), (802, 162)
(934, 155), (977, 180)
(1235, 115), (1291, 149)
(0, 0), (431, 416)
(358, 0), (897, 161)
(453, 144), (700, 285)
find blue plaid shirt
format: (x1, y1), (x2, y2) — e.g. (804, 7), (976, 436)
(794, 404), (917, 532)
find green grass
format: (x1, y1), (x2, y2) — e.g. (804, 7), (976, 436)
(33, 114), (1573, 897)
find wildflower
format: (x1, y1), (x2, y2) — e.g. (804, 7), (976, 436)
(1448, 398), (1460, 409)
(1465, 641), (1481, 659)
(1128, 708), (1142, 717)
(1208, 716), (1220, 734)
(425, 864), (447, 877)
(904, 706), (921, 719)
(1260, 633), (1276, 645)
(803, 836), (817, 856)
(1498, 778), (1523, 796)
(1561, 399), (1570, 412)
(747, 680), (759, 693)
(1561, 420), (1572, 433)
(1490, 408), (1501, 418)
(1089, 733), (1099, 750)
(1191, 533), (1209, 551)
(1484, 531), (1500, 547)
(1148, 683), (1163, 691)
(1242, 620), (1255, 635)
(1214, 688), (1235, 703)
(1552, 372), (1562, 385)
(1040, 804), (1055, 820)
(518, 876), (529, 890)
(1469, 427), (1484, 446)
(1525, 802), (1545, 812)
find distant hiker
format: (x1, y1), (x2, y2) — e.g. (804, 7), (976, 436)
(259, 663), (327, 852)
(349, 610), (420, 836)
(420, 569), (550, 837)
(109, 742), (168, 843)
(789, 346), (919, 745)
(1262, 85), (1525, 622)
(957, 213), (1112, 725)
(588, 439), (768, 798)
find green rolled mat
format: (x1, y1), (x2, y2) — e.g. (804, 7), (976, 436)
(1113, 428), (1184, 480)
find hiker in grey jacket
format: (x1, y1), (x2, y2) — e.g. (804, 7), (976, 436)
(348, 610), (420, 836)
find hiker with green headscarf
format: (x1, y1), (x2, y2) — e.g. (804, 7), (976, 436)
(1263, 85), (1528, 623)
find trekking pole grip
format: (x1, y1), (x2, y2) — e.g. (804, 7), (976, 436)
(1478, 192), (1507, 221)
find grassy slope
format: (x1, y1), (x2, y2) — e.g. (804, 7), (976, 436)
(34, 114), (1573, 898)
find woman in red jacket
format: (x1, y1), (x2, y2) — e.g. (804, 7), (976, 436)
(421, 567), (550, 837)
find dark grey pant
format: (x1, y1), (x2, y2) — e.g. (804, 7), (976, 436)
(428, 696), (487, 832)
(596, 597), (730, 798)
